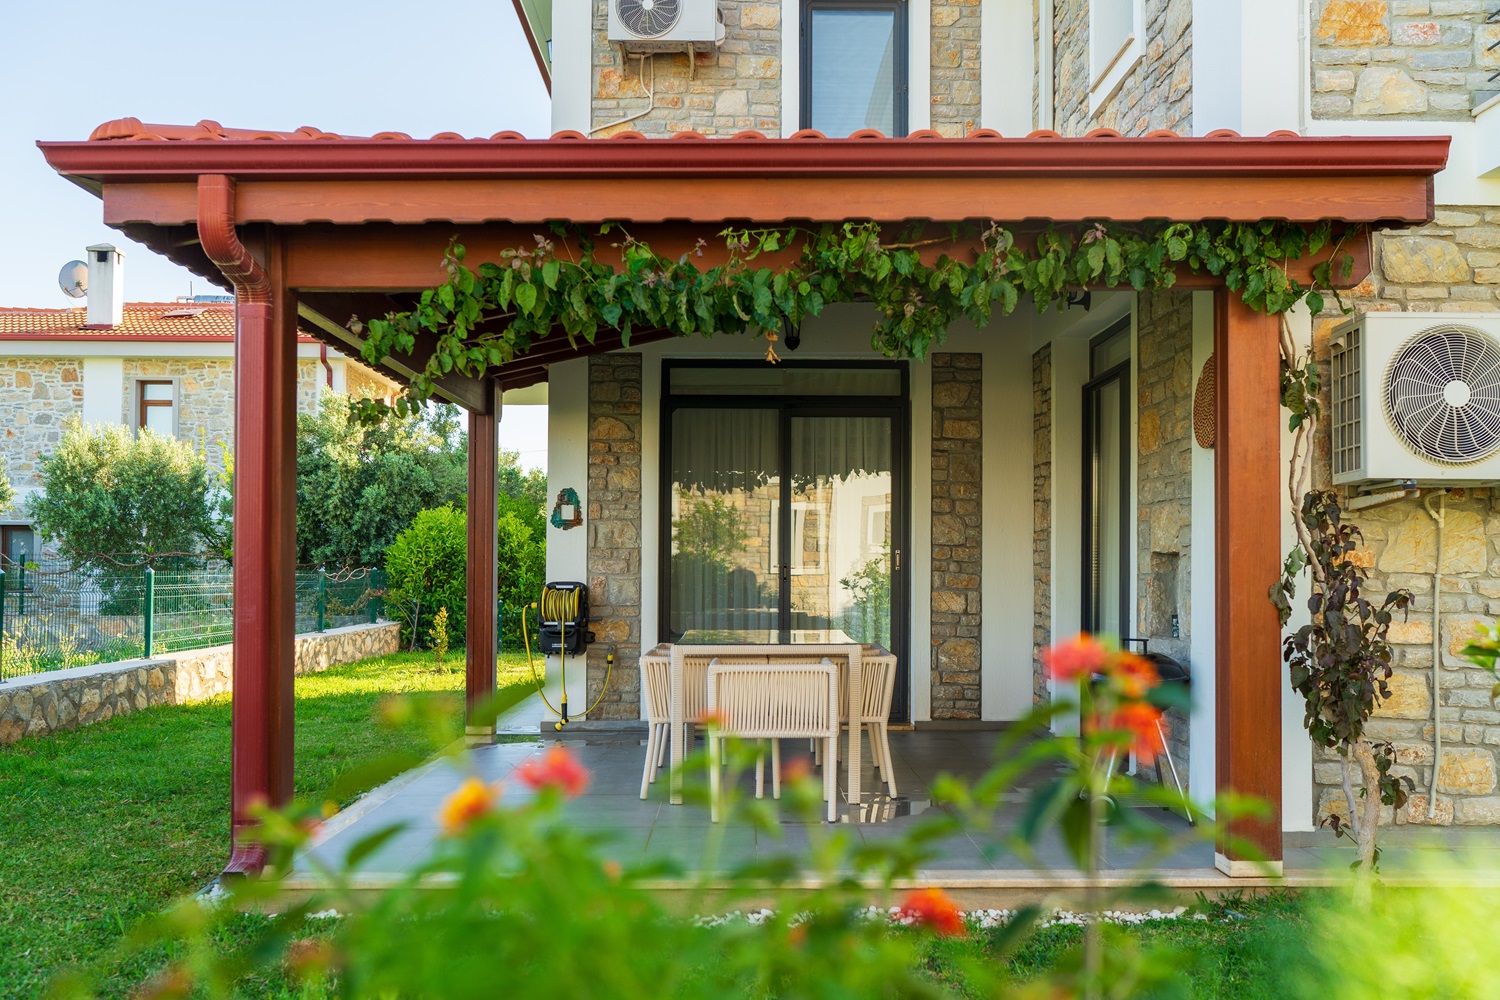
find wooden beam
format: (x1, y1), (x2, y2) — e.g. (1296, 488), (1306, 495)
(226, 230), (299, 875)
(295, 291), (494, 413)
(1213, 289), (1284, 875)
(466, 381), (500, 741)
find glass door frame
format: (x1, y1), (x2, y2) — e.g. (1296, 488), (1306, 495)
(659, 359), (912, 721)
(1080, 324), (1132, 639)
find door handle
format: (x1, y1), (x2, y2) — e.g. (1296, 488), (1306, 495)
(893, 549), (901, 572)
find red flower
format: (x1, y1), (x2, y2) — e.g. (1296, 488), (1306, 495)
(1042, 634), (1110, 683)
(898, 888), (966, 937)
(782, 757), (813, 783)
(517, 746), (591, 797)
(1110, 652), (1160, 700)
(1105, 702), (1168, 764)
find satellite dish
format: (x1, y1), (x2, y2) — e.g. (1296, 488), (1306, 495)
(58, 260), (88, 299)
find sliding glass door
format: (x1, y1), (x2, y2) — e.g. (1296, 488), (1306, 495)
(662, 362), (909, 718)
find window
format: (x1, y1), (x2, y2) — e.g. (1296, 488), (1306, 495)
(136, 380), (176, 437)
(1, 525), (36, 567)
(1089, 0), (1144, 110)
(800, 0), (908, 138)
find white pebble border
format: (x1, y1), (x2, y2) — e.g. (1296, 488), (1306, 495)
(694, 905), (1209, 930)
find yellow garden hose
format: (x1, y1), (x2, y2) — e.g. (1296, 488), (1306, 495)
(521, 587), (613, 729)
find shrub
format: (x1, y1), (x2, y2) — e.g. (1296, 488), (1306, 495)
(0, 455), (13, 515)
(428, 606), (451, 664)
(384, 506), (467, 651)
(383, 500), (548, 652)
(28, 420), (219, 561)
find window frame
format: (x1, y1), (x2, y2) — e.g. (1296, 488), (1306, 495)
(1087, 0), (1145, 114)
(134, 378), (179, 438)
(1, 524), (37, 568)
(799, 0), (910, 138)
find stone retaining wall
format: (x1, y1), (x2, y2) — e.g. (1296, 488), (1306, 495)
(0, 622), (400, 744)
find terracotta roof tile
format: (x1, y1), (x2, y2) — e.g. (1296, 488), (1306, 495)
(88, 116), (1219, 144)
(0, 302), (316, 342)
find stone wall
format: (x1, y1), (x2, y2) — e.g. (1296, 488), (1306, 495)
(1033, 344), (1053, 706)
(586, 354), (643, 719)
(0, 622), (400, 744)
(930, 353), (983, 719)
(1052, 0), (1192, 136)
(1302, 207), (1500, 825)
(122, 359), (236, 474)
(932, 0), (984, 136)
(1135, 291), (1194, 780)
(591, 0), (781, 136)
(1312, 0), (1494, 120)
(0, 358), (83, 499)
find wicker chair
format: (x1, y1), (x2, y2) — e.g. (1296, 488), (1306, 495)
(707, 658), (840, 822)
(641, 648), (771, 789)
(813, 652), (900, 796)
(639, 656), (672, 799)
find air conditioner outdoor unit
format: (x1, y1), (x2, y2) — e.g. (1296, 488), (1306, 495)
(1330, 312), (1500, 487)
(607, 0), (724, 49)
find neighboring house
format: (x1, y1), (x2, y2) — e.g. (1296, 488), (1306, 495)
(0, 245), (396, 561)
(36, 0), (1498, 873)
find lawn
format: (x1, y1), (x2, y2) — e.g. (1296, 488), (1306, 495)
(0, 649), (537, 999)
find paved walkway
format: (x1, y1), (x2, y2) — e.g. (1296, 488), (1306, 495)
(293, 731), (1500, 885)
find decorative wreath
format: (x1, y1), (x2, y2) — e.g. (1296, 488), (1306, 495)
(550, 487), (583, 530)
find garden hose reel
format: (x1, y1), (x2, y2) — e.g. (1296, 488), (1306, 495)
(522, 581), (607, 730)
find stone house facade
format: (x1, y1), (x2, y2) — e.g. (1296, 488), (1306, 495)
(0, 301), (395, 560)
(508, 0), (1500, 832)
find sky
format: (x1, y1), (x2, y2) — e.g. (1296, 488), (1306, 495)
(0, 1), (554, 468)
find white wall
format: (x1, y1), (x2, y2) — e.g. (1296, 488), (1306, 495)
(1188, 292), (1217, 811)
(1192, 0), (1301, 136)
(545, 358), (590, 717)
(549, 0), (591, 134)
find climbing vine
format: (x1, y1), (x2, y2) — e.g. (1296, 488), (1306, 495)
(355, 218), (1355, 415)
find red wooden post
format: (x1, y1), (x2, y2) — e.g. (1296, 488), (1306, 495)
(1213, 289), (1284, 874)
(466, 380), (500, 741)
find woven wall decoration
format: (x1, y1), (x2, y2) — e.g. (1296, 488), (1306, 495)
(1193, 354), (1216, 449)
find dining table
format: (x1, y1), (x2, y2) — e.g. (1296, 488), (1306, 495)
(667, 628), (866, 818)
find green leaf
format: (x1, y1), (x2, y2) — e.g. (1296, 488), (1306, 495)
(542, 259), (560, 290)
(515, 282), (538, 316)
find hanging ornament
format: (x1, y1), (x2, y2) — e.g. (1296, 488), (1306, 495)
(550, 487), (583, 530)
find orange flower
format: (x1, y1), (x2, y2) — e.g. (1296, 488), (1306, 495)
(439, 777), (501, 836)
(898, 888), (966, 937)
(782, 757), (813, 783)
(1110, 652), (1160, 699)
(696, 709), (726, 728)
(602, 859), (623, 882)
(1106, 702), (1167, 764)
(1042, 634), (1109, 683)
(516, 746), (591, 797)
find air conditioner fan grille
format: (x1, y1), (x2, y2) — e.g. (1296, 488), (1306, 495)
(616, 0), (682, 37)
(1385, 325), (1500, 465)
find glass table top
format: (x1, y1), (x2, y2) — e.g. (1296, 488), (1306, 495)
(676, 628), (857, 646)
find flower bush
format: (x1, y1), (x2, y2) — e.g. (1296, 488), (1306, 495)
(51, 637), (1261, 999)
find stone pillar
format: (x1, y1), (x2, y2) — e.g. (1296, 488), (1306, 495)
(1136, 290), (1195, 780)
(586, 354), (643, 719)
(1032, 345), (1052, 706)
(930, 353), (983, 720)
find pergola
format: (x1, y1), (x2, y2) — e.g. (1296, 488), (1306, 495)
(41, 120), (1448, 876)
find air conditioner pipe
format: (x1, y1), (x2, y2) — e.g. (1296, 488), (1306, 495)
(591, 53), (656, 135)
(1424, 489), (1447, 819)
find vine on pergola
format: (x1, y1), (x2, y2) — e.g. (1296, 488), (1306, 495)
(355, 218), (1354, 417)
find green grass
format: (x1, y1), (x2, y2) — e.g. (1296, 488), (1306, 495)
(0, 649), (538, 999)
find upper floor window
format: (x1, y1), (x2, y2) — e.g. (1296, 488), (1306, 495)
(1090, 0), (1144, 110)
(800, 0), (908, 138)
(136, 379), (176, 437)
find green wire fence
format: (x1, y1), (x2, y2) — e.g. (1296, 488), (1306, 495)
(0, 557), (385, 681)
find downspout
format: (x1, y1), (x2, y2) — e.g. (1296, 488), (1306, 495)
(320, 342), (334, 387)
(197, 173), (274, 874)
(1423, 490), (1447, 818)
(198, 175), (270, 303)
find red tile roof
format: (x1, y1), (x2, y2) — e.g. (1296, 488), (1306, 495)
(0, 302), (317, 342)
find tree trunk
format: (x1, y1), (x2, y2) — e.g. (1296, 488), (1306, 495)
(1351, 738), (1382, 906)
